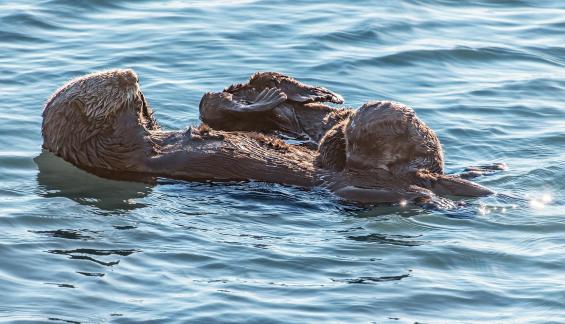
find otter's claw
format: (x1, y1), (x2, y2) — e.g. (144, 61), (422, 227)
(248, 87), (287, 111)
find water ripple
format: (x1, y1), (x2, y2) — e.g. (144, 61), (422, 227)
(0, 0), (564, 322)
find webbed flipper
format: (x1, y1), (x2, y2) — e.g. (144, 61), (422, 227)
(334, 184), (459, 209)
(247, 72), (344, 104)
(334, 186), (426, 205)
(431, 174), (494, 197)
(199, 88), (287, 130)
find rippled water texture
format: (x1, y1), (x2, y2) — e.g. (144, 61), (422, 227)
(1, 0), (564, 322)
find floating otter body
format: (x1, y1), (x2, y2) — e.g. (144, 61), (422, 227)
(42, 70), (317, 187)
(200, 72), (444, 174)
(42, 69), (493, 206)
(200, 72), (349, 144)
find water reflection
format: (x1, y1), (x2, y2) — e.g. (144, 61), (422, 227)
(332, 272), (411, 284)
(34, 151), (152, 211)
(47, 248), (140, 267)
(347, 233), (423, 246)
(30, 229), (99, 241)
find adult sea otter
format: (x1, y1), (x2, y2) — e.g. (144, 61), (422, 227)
(41, 69), (494, 206)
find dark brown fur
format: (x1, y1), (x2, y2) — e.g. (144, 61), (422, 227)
(344, 101), (444, 175)
(315, 120), (347, 171)
(197, 72), (494, 204)
(42, 70), (317, 187)
(42, 69), (493, 206)
(200, 72), (351, 142)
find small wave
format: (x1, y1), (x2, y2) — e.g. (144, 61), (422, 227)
(47, 248), (140, 266)
(332, 272), (411, 284)
(347, 233), (423, 246)
(30, 229), (99, 241)
(341, 46), (560, 68)
(0, 11), (62, 30)
(0, 30), (45, 44)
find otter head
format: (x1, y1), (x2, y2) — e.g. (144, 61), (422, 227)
(317, 101), (444, 175)
(42, 69), (159, 172)
(345, 101), (444, 174)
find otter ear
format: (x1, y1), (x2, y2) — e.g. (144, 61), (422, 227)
(250, 72), (344, 104)
(432, 175), (494, 197)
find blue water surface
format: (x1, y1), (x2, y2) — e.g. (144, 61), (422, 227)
(0, 0), (564, 322)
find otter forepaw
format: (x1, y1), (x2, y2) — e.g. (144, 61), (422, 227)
(248, 87), (287, 111)
(249, 72), (344, 104)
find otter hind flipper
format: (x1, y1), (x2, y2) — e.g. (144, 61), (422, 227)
(249, 72), (344, 104)
(334, 186), (426, 205)
(334, 184), (458, 209)
(430, 174), (494, 197)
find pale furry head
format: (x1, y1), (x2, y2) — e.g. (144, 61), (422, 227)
(42, 69), (159, 171)
(345, 101), (444, 174)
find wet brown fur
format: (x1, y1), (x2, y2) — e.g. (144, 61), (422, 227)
(42, 70), (317, 187)
(197, 72), (494, 204)
(200, 72), (351, 142)
(42, 69), (493, 206)
(315, 120), (347, 171)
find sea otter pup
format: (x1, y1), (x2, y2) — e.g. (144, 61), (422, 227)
(199, 72), (352, 144)
(199, 72), (443, 171)
(200, 72), (503, 179)
(41, 69), (492, 206)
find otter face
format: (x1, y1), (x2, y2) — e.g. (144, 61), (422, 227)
(344, 101), (444, 174)
(42, 69), (159, 171)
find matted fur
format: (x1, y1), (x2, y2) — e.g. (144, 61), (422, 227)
(42, 69), (158, 171)
(315, 120), (347, 171)
(248, 72), (344, 104)
(201, 72), (348, 142)
(41, 69), (493, 206)
(196, 73), (494, 203)
(344, 101), (444, 174)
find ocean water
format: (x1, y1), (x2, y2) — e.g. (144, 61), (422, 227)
(1, 0), (564, 322)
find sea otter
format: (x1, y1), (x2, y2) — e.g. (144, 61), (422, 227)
(41, 69), (493, 206)
(200, 72), (504, 179)
(199, 72), (350, 144)
(200, 72), (443, 172)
